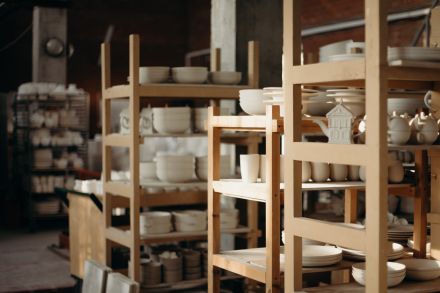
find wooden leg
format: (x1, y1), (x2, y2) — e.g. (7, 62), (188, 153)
(429, 149), (440, 260)
(344, 189), (358, 224)
(414, 150), (428, 258)
(330, 269), (350, 285)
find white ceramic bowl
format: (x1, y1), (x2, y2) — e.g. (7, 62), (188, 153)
(173, 210), (206, 223)
(140, 162), (157, 179)
(156, 169), (194, 183)
(153, 118), (190, 134)
(139, 67), (170, 84)
(302, 100), (336, 116)
(397, 259), (440, 281)
(153, 107), (191, 116)
(210, 71), (241, 85)
(352, 262), (406, 287)
(343, 101), (365, 117)
(239, 89), (266, 115)
(172, 67), (208, 84)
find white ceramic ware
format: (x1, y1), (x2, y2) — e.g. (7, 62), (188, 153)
(311, 162), (330, 182)
(240, 154), (260, 183)
(239, 89), (266, 115)
(397, 259), (440, 281)
(153, 107), (191, 134)
(139, 66), (170, 84)
(410, 113), (439, 144)
(172, 67), (208, 84)
(140, 162), (156, 179)
(359, 166), (366, 182)
(348, 165), (360, 181)
(330, 164), (348, 181)
(210, 71), (241, 85)
(302, 161), (312, 182)
(352, 262), (406, 287)
(388, 112), (411, 145)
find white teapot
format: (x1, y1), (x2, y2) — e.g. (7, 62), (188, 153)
(409, 112), (439, 145)
(387, 111), (410, 145)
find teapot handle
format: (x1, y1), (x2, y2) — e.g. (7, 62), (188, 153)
(424, 91), (433, 110)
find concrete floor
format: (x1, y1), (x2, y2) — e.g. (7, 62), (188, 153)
(0, 229), (76, 292)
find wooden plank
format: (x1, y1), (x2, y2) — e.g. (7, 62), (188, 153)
(212, 253), (266, 283)
(208, 106), (222, 293)
(290, 142), (369, 166)
(141, 190), (207, 207)
(128, 34), (141, 283)
(106, 227), (131, 247)
(413, 150), (428, 258)
(289, 59), (365, 85)
(364, 0), (389, 291)
(387, 66), (440, 82)
(212, 180), (267, 202)
(211, 115), (266, 130)
(292, 217), (366, 251)
(265, 105), (281, 292)
(103, 134), (132, 147)
(104, 181), (132, 198)
(389, 59), (440, 70)
(428, 213), (440, 224)
(246, 141), (260, 251)
(138, 84), (250, 98)
(248, 41), (259, 89)
(104, 85), (130, 99)
(211, 48), (221, 72)
(344, 189), (358, 224)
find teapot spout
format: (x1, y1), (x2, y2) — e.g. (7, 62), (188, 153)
(311, 118), (329, 137)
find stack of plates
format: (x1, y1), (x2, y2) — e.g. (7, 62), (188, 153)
(34, 199), (60, 215)
(302, 245), (342, 267)
(388, 225), (413, 243)
(302, 89), (335, 116)
(139, 211), (172, 236)
(339, 242), (404, 261)
(388, 47), (440, 62)
(193, 108), (208, 132)
(352, 262), (406, 287)
(173, 210), (207, 232)
(326, 88), (365, 117)
(397, 258), (440, 281)
(407, 237), (431, 253)
(220, 208), (239, 229)
(34, 149), (53, 169)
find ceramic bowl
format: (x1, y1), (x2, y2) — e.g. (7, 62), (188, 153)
(139, 67), (170, 84)
(172, 67), (208, 84)
(330, 164), (348, 181)
(397, 259), (440, 281)
(210, 71), (241, 85)
(311, 162), (330, 182)
(140, 162), (156, 179)
(156, 169), (194, 183)
(239, 89), (266, 115)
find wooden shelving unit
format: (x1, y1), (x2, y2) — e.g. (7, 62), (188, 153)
(100, 34), (261, 284)
(283, 0), (440, 292)
(207, 105), (283, 292)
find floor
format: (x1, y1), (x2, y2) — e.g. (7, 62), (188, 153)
(0, 229), (76, 293)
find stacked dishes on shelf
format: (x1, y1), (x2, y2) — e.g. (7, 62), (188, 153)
(159, 251), (183, 283)
(196, 155), (231, 181)
(182, 250), (202, 280)
(193, 108), (208, 132)
(302, 245), (342, 267)
(173, 210), (207, 232)
(34, 149), (53, 168)
(172, 67), (208, 84)
(139, 211), (172, 236)
(139, 67), (170, 84)
(397, 259), (440, 281)
(388, 47), (440, 62)
(33, 199), (60, 215)
(152, 107), (191, 134)
(339, 242), (404, 261)
(352, 262), (406, 287)
(220, 208), (239, 229)
(388, 224), (414, 244)
(262, 87), (284, 116)
(140, 259), (162, 286)
(302, 89), (336, 116)
(326, 88), (365, 117)
(155, 154), (194, 183)
(319, 40), (354, 62)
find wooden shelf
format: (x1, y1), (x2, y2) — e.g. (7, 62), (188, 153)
(388, 145), (440, 151)
(140, 226), (252, 244)
(104, 83), (253, 100)
(142, 275), (242, 292)
(210, 115), (283, 132)
(140, 190), (207, 207)
(303, 278), (440, 293)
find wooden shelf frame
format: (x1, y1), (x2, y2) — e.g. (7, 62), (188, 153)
(101, 34), (260, 283)
(208, 105), (282, 292)
(283, 0), (437, 292)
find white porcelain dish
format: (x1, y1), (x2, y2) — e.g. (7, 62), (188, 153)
(172, 67), (208, 84)
(397, 259), (440, 281)
(352, 262), (406, 287)
(139, 67), (170, 84)
(210, 71), (241, 85)
(239, 89), (266, 115)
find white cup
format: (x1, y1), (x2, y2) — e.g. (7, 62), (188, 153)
(240, 154), (260, 183)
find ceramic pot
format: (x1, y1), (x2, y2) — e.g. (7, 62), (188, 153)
(302, 161), (312, 182)
(330, 164), (348, 181)
(387, 111), (411, 145)
(359, 166), (366, 182)
(348, 165), (360, 181)
(311, 162), (330, 182)
(409, 113), (439, 145)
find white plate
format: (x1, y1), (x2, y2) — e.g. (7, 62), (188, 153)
(327, 53), (364, 62)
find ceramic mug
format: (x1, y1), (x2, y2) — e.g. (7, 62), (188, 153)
(240, 154), (260, 183)
(311, 162), (330, 182)
(330, 164), (348, 181)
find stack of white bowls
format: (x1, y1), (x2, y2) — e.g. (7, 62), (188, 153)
(196, 155), (231, 181)
(140, 162), (157, 180)
(193, 108), (208, 132)
(352, 262), (406, 287)
(139, 67), (170, 84)
(397, 259), (440, 281)
(210, 71), (241, 85)
(239, 89), (266, 115)
(339, 242), (404, 261)
(155, 154), (194, 183)
(326, 88), (365, 117)
(173, 210), (207, 232)
(302, 245), (342, 267)
(34, 149), (53, 168)
(220, 208), (239, 229)
(172, 67), (208, 84)
(262, 87), (284, 116)
(139, 211), (172, 236)
(319, 40), (354, 62)
(302, 90), (335, 116)
(153, 107), (191, 134)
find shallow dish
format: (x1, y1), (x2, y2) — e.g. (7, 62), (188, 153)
(210, 71), (241, 85)
(397, 259), (440, 281)
(172, 67), (208, 84)
(239, 89), (266, 115)
(139, 67), (170, 84)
